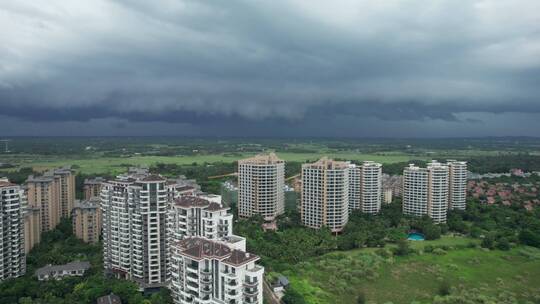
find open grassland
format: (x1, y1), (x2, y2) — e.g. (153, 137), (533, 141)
(2, 151), (423, 175)
(284, 241), (540, 304)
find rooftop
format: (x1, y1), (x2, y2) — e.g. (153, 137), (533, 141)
(35, 261), (91, 276)
(239, 152), (284, 165)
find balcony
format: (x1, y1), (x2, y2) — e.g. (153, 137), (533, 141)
(244, 288), (259, 296)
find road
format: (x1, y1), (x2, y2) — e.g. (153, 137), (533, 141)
(263, 279), (282, 304)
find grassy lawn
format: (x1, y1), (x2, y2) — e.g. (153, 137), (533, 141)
(3, 151), (423, 175)
(284, 242), (540, 304)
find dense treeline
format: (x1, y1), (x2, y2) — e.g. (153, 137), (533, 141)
(0, 219), (172, 304)
(234, 201), (443, 271)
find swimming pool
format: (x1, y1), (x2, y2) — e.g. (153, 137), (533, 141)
(407, 232), (425, 241)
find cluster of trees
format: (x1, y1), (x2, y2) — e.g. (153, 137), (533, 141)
(234, 202), (444, 271)
(0, 219), (172, 304)
(447, 198), (540, 250)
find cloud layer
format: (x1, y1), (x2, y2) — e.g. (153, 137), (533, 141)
(1, 0), (539, 136)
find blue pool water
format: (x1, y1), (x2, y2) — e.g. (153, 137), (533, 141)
(407, 232), (425, 241)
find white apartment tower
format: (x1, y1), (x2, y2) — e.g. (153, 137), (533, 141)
(402, 161), (449, 224)
(0, 179), (26, 281)
(349, 161), (382, 214)
(170, 237), (264, 304)
(238, 153), (285, 221)
(168, 196), (233, 242)
(301, 158), (349, 233)
(101, 172), (168, 288)
(448, 160), (467, 210)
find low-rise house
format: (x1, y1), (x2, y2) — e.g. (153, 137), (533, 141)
(97, 293), (122, 304)
(35, 261), (91, 281)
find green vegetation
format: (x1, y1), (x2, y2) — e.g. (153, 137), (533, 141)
(236, 198), (540, 304)
(0, 219), (172, 304)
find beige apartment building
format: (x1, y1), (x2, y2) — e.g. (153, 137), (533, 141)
(26, 167), (75, 232)
(301, 158), (349, 233)
(24, 207), (41, 254)
(72, 197), (101, 244)
(238, 153), (285, 221)
(83, 177), (105, 200)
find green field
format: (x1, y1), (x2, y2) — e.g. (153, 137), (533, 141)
(284, 240), (540, 304)
(2, 152), (422, 175)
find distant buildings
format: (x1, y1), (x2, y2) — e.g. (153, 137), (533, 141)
(101, 169), (169, 288)
(301, 158), (349, 233)
(169, 237), (264, 304)
(0, 179), (26, 281)
(26, 167), (75, 232)
(35, 261), (90, 281)
(402, 160), (466, 224)
(238, 153), (285, 221)
(72, 197), (101, 244)
(83, 177), (105, 200)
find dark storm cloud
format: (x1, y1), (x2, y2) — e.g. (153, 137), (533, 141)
(0, 0), (539, 136)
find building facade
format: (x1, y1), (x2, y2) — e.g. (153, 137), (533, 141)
(72, 197), (102, 244)
(301, 158), (349, 233)
(101, 171), (169, 288)
(238, 153), (285, 221)
(349, 161), (383, 214)
(26, 168), (75, 232)
(24, 206), (41, 254)
(169, 237), (264, 304)
(448, 160), (467, 210)
(402, 161), (449, 223)
(83, 177), (105, 200)
(168, 196), (233, 242)
(0, 179), (26, 281)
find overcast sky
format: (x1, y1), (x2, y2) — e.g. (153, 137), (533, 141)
(1, 0), (539, 137)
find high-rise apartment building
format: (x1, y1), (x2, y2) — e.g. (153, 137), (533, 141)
(301, 158), (349, 233)
(54, 168), (76, 218)
(72, 197), (101, 244)
(83, 177), (105, 200)
(101, 171), (168, 288)
(238, 153), (285, 221)
(169, 237), (264, 304)
(23, 206), (41, 254)
(168, 196), (233, 242)
(349, 161), (382, 214)
(26, 175), (60, 232)
(26, 167), (75, 231)
(447, 160), (467, 210)
(402, 161), (449, 223)
(0, 179), (26, 281)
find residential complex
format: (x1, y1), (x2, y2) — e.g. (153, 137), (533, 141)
(169, 237), (264, 304)
(349, 161), (382, 214)
(238, 153), (285, 221)
(0, 179), (26, 281)
(402, 161), (449, 223)
(101, 170), (169, 288)
(83, 177), (105, 200)
(301, 158), (349, 233)
(448, 160), (468, 210)
(26, 167), (75, 232)
(72, 197), (102, 244)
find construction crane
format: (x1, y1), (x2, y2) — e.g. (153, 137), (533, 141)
(0, 139), (11, 153)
